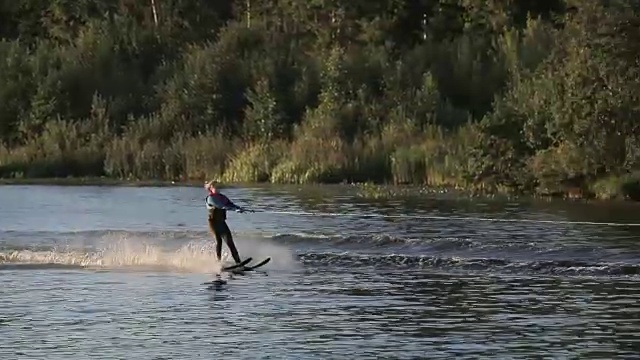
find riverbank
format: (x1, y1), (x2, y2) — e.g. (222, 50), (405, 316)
(0, 177), (186, 187)
(1, 175), (639, 203)
(0, 177), (248, 189)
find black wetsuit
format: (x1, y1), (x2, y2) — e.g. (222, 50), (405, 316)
(206, 193), (242, 264)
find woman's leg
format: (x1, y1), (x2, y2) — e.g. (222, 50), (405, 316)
(219, 221), (242, 264)
(208, 218), (224, 261)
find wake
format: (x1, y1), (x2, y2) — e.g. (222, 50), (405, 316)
(298, 252), (640, 277)
(0, 240), (224, 273)
(0, 232), (298, 273)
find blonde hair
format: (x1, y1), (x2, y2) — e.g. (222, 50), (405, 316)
(204, 180), (217, 189)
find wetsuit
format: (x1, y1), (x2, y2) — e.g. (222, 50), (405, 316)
(205, 192), (244, 264)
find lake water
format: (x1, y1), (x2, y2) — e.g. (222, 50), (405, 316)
(1, 184), (640, 359)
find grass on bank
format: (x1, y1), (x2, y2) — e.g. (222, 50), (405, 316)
(0, 118), (474, 189)
(591, 173), (640, 201)
(1, 117), (639, 201)
(0, 113), (458, 181)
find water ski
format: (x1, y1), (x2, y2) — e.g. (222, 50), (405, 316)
(221, 257), (253, 271)
(201, 257), (252, 288)
(228, 257), (271, 274)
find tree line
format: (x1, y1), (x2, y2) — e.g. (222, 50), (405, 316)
(0, 0), (639, 200)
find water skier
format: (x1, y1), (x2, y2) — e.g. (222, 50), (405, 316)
(204, 180), (252, 266)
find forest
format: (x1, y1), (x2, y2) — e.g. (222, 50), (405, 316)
(0, 0), (639, 200)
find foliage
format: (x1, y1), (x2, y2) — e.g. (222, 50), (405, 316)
(1, 0), (639, 200)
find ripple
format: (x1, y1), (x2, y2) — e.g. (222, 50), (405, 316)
(298, 252), (640, 277)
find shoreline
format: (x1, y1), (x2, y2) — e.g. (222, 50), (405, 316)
(0, 177), (193, 187)
(1, 176), (636, 204)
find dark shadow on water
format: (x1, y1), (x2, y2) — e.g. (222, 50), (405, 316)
(206, 283), (231, 302)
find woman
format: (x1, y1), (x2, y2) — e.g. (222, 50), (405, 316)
(204, 180), (252, 265)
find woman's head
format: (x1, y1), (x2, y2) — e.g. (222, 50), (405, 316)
(204, 180), (217, 193)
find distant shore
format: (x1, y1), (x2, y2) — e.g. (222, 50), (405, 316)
(1, 176), (636, 204)
(0, 177), (191, 187)
(0, 177), (479, 198)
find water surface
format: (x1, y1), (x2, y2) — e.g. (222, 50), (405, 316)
(1, 184), (640, 359)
